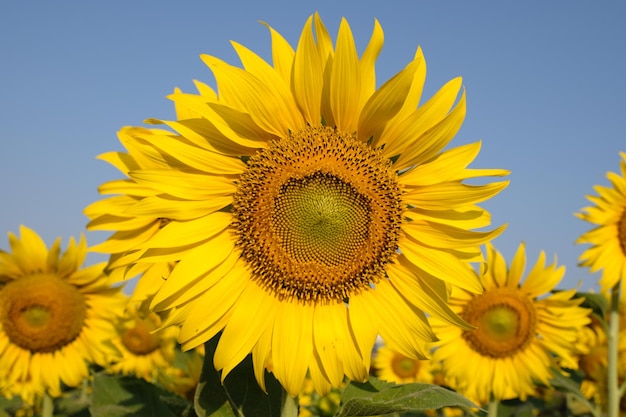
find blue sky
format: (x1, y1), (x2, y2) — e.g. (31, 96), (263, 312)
(1, 1), (624, 292)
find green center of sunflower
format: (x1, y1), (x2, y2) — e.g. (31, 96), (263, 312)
(0, 274), (87, 353)
(461, 287), (536, 358)
(233, 126), (403, 304)
(273, 173), (370, 266)
(121, 320), (161, 355)
(391, 353), (421, 379)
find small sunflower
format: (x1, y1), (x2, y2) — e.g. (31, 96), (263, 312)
(431, 242), (591, 405)
(0, 226), (125, 405)
(157, 346), (204, 401)
(298, 376), (344, 417)
(577, 299), (626, 408)
(87, 13), (509, 396)
(577, 152), (626, 292)
(108, 305), (179, 382)
(373, 343), (433, 384)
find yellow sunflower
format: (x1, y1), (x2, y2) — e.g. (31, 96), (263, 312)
(297, 375), (344, 417)
(431, 242), (591, 405)
(87, 13), (509, 396)
(577, 152), (626, 292)
(0, 226), (125, 405)
(578, 299), (626, 409)
(108, 305), (179, 382)
(157, 346), (204, 401)
(373, 343), (433, 384)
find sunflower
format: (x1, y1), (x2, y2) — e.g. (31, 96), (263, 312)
(87, 13), (509, 396)
(157, 346), (205, 401)
(108, 304), (179, 382)
(577, 152), (626, 292)
(373, 343), (434, 384)
(431, 242), (591, 405)
(298, 376), (344, 417)
(577, 299), (626, 410)
(0, 226), (125, 405)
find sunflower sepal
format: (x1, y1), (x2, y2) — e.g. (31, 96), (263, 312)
(335, 377), (478, 417)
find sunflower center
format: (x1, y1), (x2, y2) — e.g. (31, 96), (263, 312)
(121, 320), (161, 355)
(273, 173), (370, 266)
(391, 353), (421, 379)
(0, 274), (86, 353)
(233, 126), (403, 304)
(461, 288), (536, 358)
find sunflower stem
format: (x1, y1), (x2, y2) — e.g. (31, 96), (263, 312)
(607, 282), (621, 417)
(41, 392), (54, 417)
(487, 398), (498, 417)
(79, 377), (89, 402)
(280, 390), (299, 417)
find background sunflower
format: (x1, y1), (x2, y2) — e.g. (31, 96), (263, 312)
(0, 226), (126, 406)
(431, 242), (591, 405)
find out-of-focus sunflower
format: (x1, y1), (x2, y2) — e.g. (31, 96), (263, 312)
(578, 299), (626, 410)
(108, 305), (178, 382)
(157, 347), (204, 401)
(432, 243), (591, 405)
(0, 226), (125, 405)
(87, 13), (509, 396)
(373, 343), (433, 384)
(298, 376), (344, 417)
(577, 152), (626, 292)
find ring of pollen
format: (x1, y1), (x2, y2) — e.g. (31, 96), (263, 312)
(232, 126), (404, 304)
(619, 210), (626, 255)
(0, 274), (87, 353)
(460, 287), (537, 358)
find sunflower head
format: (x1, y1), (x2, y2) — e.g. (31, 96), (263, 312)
(577, 152), (626, 292)
(432, 242), (592, 404)
(108, 305), (179, 382)
(0, 226), (125, 405)
(373, 343), (434, 384)
(87, 13), (509, 396)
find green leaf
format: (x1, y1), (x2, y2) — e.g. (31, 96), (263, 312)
(195, 333), (284, 417)
(335, 377), (477, 417)
(90, 373), (195, 417)
(547, 369), (597, 416)
(52, 387), (91, 417)
(576, 291), (608, 320)
(0, 396), (22, 417)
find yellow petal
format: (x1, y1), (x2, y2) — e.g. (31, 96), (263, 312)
(330, 17), (361, 132)
(292, 15), (323, 125)
(260, 21), (295, 84)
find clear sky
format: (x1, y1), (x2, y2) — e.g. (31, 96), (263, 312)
(1, 1), (624, 293)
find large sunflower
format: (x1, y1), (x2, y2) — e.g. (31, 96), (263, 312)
(577, 152), (626, 292)
(0, 226), (125, 405)
(87, 13), (509, 396)
(431, 243), (591, 405)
